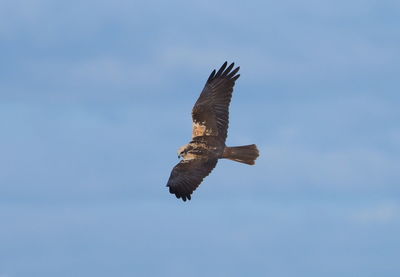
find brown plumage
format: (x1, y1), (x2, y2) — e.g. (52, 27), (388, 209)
(166, 62), (259, 201)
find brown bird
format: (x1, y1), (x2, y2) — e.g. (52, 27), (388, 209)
(166, 62), (259, 201)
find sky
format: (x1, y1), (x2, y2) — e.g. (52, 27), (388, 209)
(1, 0), (399, 276)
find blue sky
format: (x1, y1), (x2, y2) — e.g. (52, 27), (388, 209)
(1, 0), (399, 276)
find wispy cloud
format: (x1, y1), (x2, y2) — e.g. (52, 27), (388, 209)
(351, 202), (399, 223)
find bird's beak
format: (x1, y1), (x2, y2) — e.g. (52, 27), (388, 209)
(178, 154), (181, 159)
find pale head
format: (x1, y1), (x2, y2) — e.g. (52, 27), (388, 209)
(177, 144), (190, 158)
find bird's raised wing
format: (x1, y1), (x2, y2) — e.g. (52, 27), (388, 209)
(192, 62), (240, 142)
(166, 158), (218, 201)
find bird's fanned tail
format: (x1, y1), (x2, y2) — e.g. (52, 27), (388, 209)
(222, 144), (259, 165)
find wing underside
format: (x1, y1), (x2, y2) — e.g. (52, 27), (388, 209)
(192, 62), (240, 142)
(167, 158), (218, 201)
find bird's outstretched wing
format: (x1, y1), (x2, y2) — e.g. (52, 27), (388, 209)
(167, 158), (218, 201)
(192, 62), (240, 142)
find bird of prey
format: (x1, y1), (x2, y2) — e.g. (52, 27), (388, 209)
(166, 62), (259, 201)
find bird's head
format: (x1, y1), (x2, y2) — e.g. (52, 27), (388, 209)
(177, 144), (190, 159)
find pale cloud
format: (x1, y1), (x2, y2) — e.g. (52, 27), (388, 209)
(351, 202), (399, 224)
(256, 143), (399, 190)
(67, 57), (167, 87)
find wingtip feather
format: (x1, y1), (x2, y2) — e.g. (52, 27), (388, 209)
(223, 62), (235, 76)
(227, 66), (240, 78)
(215, 61), (228, 77)
(207, 69), (216, 82)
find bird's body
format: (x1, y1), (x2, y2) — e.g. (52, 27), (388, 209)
(178, 136), (223, 161)
(167, 62), (259, 201)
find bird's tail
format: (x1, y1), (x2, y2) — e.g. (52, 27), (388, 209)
(222, 144), (259, 165)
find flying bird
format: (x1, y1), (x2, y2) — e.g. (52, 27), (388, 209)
(166, 62), (259, 201)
